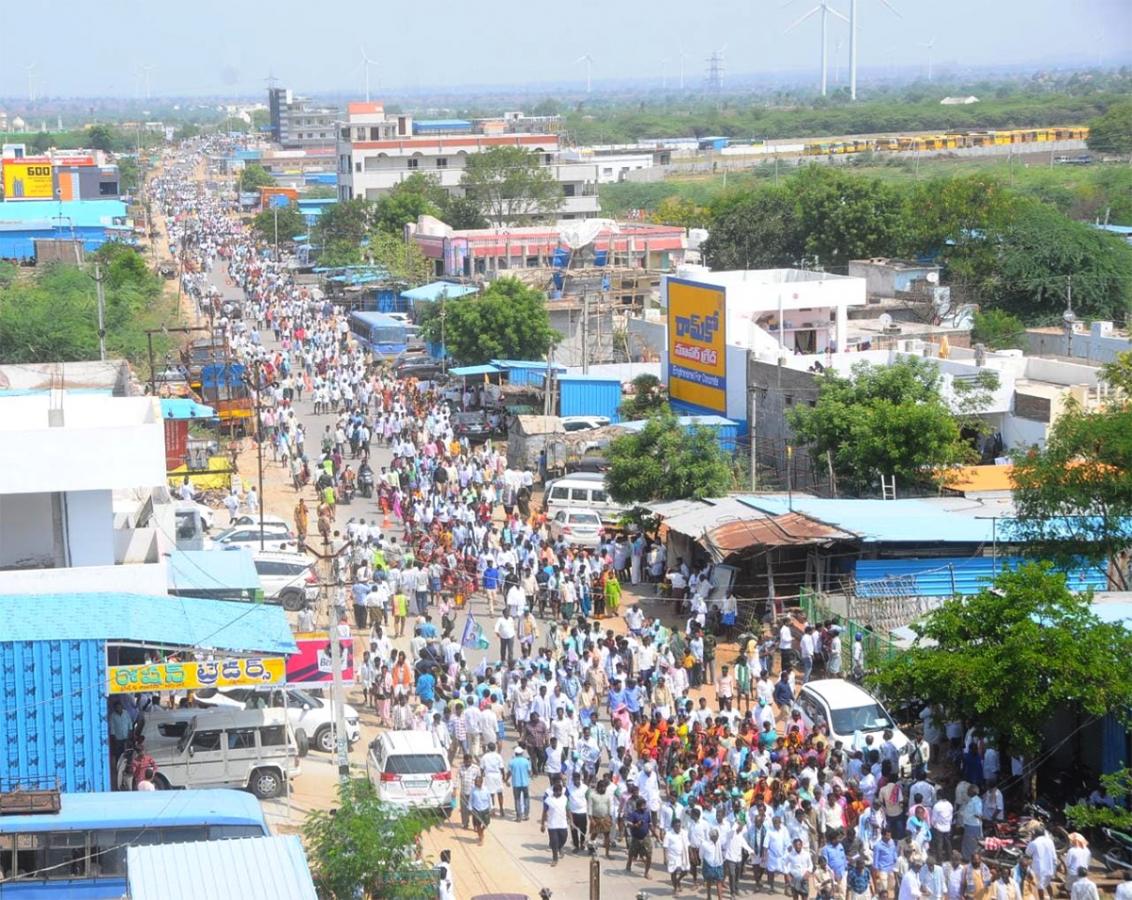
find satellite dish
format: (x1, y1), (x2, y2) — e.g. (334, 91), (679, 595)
(878, 313), (893, 329)
(925, 272), (939, 284)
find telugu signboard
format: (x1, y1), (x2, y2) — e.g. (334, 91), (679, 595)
(286, 633), (355, 686)
(2, 161), (54, 200)
(108, 657), (286, 694)
(667, 278), (727, 415)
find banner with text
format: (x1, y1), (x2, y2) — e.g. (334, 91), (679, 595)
(667, 278), (727, 414)
(286, 632), (356, 685)
(2, 161), (54, 200)
(108, 657), (285, 694)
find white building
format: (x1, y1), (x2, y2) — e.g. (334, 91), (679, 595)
(0, 391), (171, 595)
(336, 102), (600, 219)
(662, 267), (867, 356)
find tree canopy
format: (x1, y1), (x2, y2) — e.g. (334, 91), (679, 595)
(460, 146), (562, 226)
(702, 187), (802, 269)
(252, 204), (306, 244)
(303, 778), (434, 900)
(787, 356), (973, 495)
(237, 163), (275, 194)
(1009, 351), (1132, 590)
(417, 277), (553, 364)
(868, 563), (1132, 756)
(971, 309), (1026, 350)
(1086, 100), (1132, 156)
(618, 373), (666, 420)
(605, 409), (733, 504)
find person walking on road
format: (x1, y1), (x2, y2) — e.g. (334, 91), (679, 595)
(541, 780), (569, 867)
(505, 746), (532, 821)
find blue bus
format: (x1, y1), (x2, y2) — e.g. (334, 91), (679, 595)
(0, 789), (269, 898)
(348, 310), (420, 357)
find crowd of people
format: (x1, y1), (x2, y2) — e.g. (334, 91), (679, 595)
(148, 142), (1126, 900)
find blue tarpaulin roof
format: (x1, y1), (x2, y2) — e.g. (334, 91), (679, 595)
(0, 789), (265, 833)
(400, 281), (478, 302)
(490, 359), (565, 371)
(738, 497), (994, 544)
(854, 556), (1108, 598)
(128, 835), (317, 900)
(168, 550), (261, 594)
(0, 593), (296, 655)
(448, 364), (500, 377)
(161, 398), (216, 419)
(0, 199), (128, 228)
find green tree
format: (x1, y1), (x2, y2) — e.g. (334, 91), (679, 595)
(868, 563), (1132, 756)
(1009, 351), (1132, 590)
(1066, 768), (1132, 830)
(971, 309), (1027, 350)
(652, 196), (709, 229)
(791, 167), (906, 269)
(373, 174), (446, 234)
(417, 277), (552, 364)
(368, 232), (432, 285)
(237, 163), (275, 194)
(701, 187), (803, 269)
(86, 124), (116, 152)
(605, 409), (733, 504)
(313, 198), (373, 249)
(966, 199), (1132, 322)
(252, 204), (306, 244)
(1086, 100), (1132, 155)
(438, 195), (489, 230)
(618, 373), (666, 420)
(117, 156), (141, 195)
(461, 146), (562, 226)
(788, 356), (972, 495)
(29, 132), (52, 154)
(303, 778), (433, 900)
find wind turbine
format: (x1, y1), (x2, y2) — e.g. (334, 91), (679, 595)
(360, 46), (379, 101)
(660, 57), (671, 91)
(784, 1), (849, 96)
(25, 63), (36, 103)
(575, 54), (594, 94)
(140, 64), (155, 101)
(920, 36), (936, 81)
(848, 0), (900, 101)
(678, 48), (689, 91)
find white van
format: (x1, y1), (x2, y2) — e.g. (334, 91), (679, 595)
(543, 473), (627, 524)
(130, 707), (302, 799)
(366, 730), (453, 818)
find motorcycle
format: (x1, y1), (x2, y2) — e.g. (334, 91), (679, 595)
(358, 465), (375, 499)
(1101, 827), (1132, 874)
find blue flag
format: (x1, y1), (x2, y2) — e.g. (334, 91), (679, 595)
(460, 613), (479, 649)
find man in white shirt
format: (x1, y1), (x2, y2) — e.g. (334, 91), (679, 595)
(779, 620), (794, 672)
(494, 611), (517, 665)
(931, 795), (954, 860)
(785, 837), (814, 897)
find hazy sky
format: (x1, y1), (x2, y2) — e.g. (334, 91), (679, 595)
(1, 0), (1129, 99)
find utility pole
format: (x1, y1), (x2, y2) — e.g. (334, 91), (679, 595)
(440, 292), (448, 375)
(581, 291), (589, 374)
(254, 359), (266, 551)
(747, 348), (757, 490)
(273, 205), (279, 262)
(93, 263), (107, 361)
(322, 532), (350, 783)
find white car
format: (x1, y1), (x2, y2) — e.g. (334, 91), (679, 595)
(208, 522), (296, 553)
(561, 416), (611, 433)
(195, 686), (361, 754)
(548, 507), (605, 548)
(228, 513), (291, 530)
(367, 730), (453, 817)
(795, 679), (911, 769)
(250, 550), (320, 611)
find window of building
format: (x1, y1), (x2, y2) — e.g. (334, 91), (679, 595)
(435, 158), (448, 168)
(99, 181), (117, 196)
(526, 256), (539, 267)
(563, 184), (575, 197)
(340, 128), (349, 140)
(407, 158), (418, 169)
(355, 162), (362, 173)
(370, 127), (381, 141)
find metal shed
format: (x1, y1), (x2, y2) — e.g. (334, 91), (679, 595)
(557, 374), (622, 422)
(128, 835), (317, 900)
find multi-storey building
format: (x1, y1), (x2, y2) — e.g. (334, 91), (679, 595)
(268, 88), (339, 150)
(336, 102), (600, 220)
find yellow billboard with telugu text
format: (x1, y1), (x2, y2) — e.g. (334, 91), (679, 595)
(108, 657), (285, 694)
(3, 161), (54, 200)
(667, 278), (727, 414)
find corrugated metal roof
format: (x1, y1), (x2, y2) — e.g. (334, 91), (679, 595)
(1, 789), (264, 832)
(738, 497), (995, 544)
(167, 550), (261, 593)
(707, 512), (853, 556)
(854, 556), (1108, 598)
(400, 281), (479, 302)
(160, 398), (216, 419)
(449, 364), (500, 377)
(662, 497), (769, 538)
(127, 835), (317, 900)
(0, 593), (296, 654)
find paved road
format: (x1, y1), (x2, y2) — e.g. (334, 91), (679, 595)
(200, 260), (685, 897)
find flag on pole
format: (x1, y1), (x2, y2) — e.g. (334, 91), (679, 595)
(460, 613), (490, 651)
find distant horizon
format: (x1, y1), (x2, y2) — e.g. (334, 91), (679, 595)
(0, 58), (1129, 109)
(0, 0), (1127, 100)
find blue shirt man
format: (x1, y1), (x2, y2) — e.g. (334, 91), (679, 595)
(482, 565), (499, 591)
(416, 671), (436, 704)
(821, 841), (848, 880)
(508, 753), (532, 788)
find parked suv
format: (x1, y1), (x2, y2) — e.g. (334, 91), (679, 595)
(195, 686), (361, 754)
(127, 708), (302, 799)
(208, 522), (296, 552)
(250, 550), (320, 611)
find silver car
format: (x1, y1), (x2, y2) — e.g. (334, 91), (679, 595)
(548, 508), (605, 548)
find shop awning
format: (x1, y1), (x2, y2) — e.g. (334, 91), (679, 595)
(448, 364), (500, 377)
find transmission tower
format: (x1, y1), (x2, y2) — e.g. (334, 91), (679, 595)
(706, 49), (724, 95)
